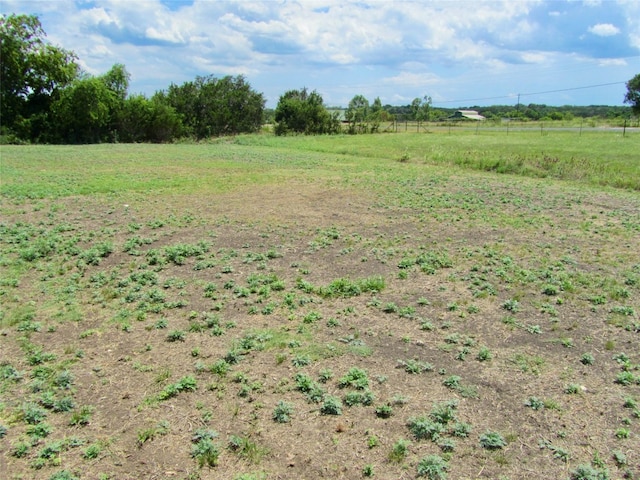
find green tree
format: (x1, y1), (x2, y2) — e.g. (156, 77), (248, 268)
(411, 95), (432, 121)
(51, 76), (115, 143)
(1, 14), (79, 140)
(51, 64), (131, 143)
(345, 94), (370, 134)
(159, 75), (264, 139)
(624, 73), (640, 116)
(116, 94), (182, 143)
(274, 88), (340, 135)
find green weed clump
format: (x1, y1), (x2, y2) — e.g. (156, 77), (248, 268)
(416, 454), (448, 479)
(158, 376), (198, 401)
(272, 401), (294, 423)
(297, 276), (385, 298)
(479, 431), (507, 450)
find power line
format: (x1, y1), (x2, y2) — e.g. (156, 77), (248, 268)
(432, 81), (626, 106)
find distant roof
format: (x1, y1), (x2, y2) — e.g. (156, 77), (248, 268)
(449, 110), (486, 121)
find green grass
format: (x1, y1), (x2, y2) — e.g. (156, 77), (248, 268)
(1, 130), (638, 201)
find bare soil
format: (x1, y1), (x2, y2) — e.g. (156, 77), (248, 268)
(1, 177), (639, 480)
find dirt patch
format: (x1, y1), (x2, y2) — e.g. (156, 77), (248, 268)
(1, 176), (639, 480)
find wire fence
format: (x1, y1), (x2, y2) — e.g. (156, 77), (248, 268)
(374, 118), (639, 137)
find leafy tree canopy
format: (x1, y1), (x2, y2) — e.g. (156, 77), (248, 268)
(274, 88), (340, 135)
(158, 74), (265, 139)
(624, 73), (640, 116)
(1, 14), (79, 129)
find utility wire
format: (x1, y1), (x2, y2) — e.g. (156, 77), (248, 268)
(432, 81), (626, 106)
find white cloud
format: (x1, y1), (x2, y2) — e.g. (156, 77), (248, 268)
(3, 0), (638, 106)
(588, 23), (620, 36)
(382, 72), (443, 87)
(597, 58), (627, 67)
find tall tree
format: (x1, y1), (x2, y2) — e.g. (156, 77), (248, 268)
(51, 64), (131, 143)
(624, 73), (640, 116)
(274, 88), (340, 135)
(116, 94), (182, 143)
(345, 94), (370, 134)
(410, 95), (432, 121)
(0, 14), (78, 139)
(159, 75), (264, 139)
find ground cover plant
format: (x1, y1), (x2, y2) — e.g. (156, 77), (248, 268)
(1, 129), (639, 479)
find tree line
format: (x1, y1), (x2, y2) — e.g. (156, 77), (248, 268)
(2, 14), (638, 144)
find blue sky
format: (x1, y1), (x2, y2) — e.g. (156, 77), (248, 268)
(2, 0), (639, 108)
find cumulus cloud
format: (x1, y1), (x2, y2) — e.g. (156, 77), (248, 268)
(588, 23), (621, 36)
(2, 0), (638, 106)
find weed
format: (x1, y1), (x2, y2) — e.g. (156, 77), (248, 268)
(525, 397), (545, 410)
(344, 390), (375, 407)
(388, 439), (410, 463)
(477, 346), (492, 362)
(48, 471), (80, 480)
(399, 359), (434, 374)
(375, 404), (393, 418)
(614, 428), (630, 439)
(273, 401), (294, 423)
(569, 464), (610, 480)
(338, 367), (369, 390)
(451, 421), (472, 438)
(407, 417), (445, 441)
(511, 353), (545, 375)
(502, 299), (521, 312)
(320, 396), (342, 415)
(157, 376), (197, 400)
(416, 454), (448, 479)
(166, 330), (186, 342)
(82, 442), (102, 460)
(362, 464), (374, 477)
(228, 435), (268, 463)
(191, 438), (220, 468)
(22, 402), (48, 424)
(27, 422), (52, 439)
(479, 431), (507, 450)
(69, 405), (94, 426)
(580, 353), (595, 365)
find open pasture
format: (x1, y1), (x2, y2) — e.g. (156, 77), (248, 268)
(1, 130), (639, 480)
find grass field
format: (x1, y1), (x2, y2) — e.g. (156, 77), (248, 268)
(1, 131), (639, 480)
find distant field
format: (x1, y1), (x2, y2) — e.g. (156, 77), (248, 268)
(1, 132), (639, 480)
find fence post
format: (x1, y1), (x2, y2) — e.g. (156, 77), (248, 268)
(623, 119), (627, 138)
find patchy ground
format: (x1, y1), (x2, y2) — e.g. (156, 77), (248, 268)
(1, 171), (639, 480)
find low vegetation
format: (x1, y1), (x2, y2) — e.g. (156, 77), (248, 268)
(0, 131), (638, 479)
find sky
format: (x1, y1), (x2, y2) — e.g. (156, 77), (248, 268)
(2, 0), (639, 108)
